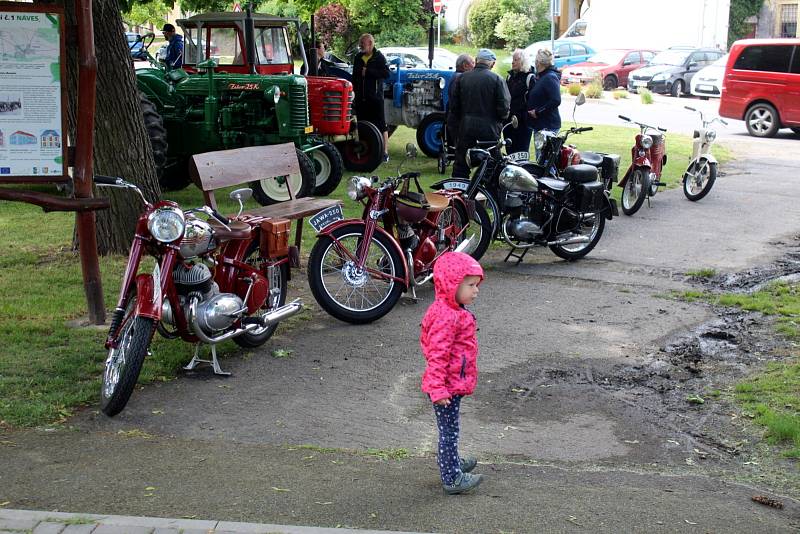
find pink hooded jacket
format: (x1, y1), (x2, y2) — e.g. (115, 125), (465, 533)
(420, 252), (484, 403)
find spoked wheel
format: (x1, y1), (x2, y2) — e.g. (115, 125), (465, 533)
(621, 168), (649, 216)
(337, 121), (384, 172)
(101, 289), (156, 417)
(453, 200), (492, 260)
(549, 212), (606, 261)
(683, 159), (717, 201)
(308, 224), (405, 324)
(233, 242), (289, 348)
(417, 112), (446, 158)
(251, 148), (314, 205)
(310, 141), (344, 197)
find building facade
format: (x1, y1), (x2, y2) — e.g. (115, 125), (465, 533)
(756, 0), (799, 38)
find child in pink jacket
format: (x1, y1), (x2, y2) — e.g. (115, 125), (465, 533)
(420, 251), (484, 494)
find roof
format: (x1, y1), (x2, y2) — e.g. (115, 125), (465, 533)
(731, 38), (800, 46)
(177, 12), (298, 27)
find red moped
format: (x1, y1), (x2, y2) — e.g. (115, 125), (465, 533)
(617, 115), (668, 216)
(306, 145), (491, 324)
(95, 176), (303, 416)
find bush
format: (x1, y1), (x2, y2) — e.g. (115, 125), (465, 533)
(584, 80), (603, 99)
(315, 3), (353, 55)
(528, 0), (552, 43)
(612, 90), (628, 100)
(567, 83), (582, 96)
(494, 12), (533, 51)
(468, 0), (505, 48)
(380, 23), (427, 47)
(639, 88), (654, 104)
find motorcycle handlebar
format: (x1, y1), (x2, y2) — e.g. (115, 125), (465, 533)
(618, 115), (631, 122)
(94, 175), (123, 186)
(209, 207), (231, 225)
(657, 127), (668, 132)
(573, 126), (593, 133)
(684, 106), (696, 112)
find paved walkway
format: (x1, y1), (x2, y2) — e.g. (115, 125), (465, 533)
(0, 509), (426, 534)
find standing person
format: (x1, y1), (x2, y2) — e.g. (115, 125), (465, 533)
(505, 49), (535, 154)
(527, 48), (562, 160)
(161, 23), (183, 70)
(420, 251), (485, 495)
(352, 33), (390, 162)
(449, 49), (510, 178)
(445, 53), (475, 152)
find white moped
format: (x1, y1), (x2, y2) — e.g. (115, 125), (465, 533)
(682, 106), (727, 201)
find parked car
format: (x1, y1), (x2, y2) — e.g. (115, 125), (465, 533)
(126, 32), (147, 60)
(381, 47), (459, 70)
(690, 53), (728, 99)
(720, 39), (800, 138)
(628, 47), (725, 96)
(523, 40), (596, 70)
(561, 49), (656, 90)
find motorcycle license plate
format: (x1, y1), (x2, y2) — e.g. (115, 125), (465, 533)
(507, 151), (530, 162)
(633, 80), (647, 87)
(309, 204), (344, 232)
(441, 181), (468, 191)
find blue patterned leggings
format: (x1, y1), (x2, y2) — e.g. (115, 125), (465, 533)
(433, 395), (463, 485)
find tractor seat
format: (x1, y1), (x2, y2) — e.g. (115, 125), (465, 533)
(562, 164), (599, 183)
(580, 151), (604, 167)
(209, 219), (252, 241)
(425, 192), (451, 212)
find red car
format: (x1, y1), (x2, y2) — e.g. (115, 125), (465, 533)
(561, 49), (656, 90)
(720, 38), (800, 138)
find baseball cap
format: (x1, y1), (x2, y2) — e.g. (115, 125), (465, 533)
(161, 23), (176, 32)
(476, 49), (496, 62)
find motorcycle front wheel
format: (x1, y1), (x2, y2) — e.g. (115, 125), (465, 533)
(233, 241), (289, 348)
(550, 212), (606, 261)
(621, 168), (649, 216)
(453, 200), (492, 261)
(308, 224), (405, 324)
(683, 159), (717, 202)
(101, 291), (156, 417)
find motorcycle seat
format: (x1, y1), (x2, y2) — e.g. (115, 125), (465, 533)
(562, 164), (599, 183)
(425, 192), (450, 212)
(579, 151), (604, 167)
(208, 220), (252, 241)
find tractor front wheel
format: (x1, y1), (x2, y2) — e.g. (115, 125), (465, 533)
(251, 148), (314, 206)
(417, 112), (446, 159)
(310, 141), (344, 197)
(337, 120), (384, 172)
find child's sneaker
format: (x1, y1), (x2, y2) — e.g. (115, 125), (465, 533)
(443, 472), (484, 495)
(460, 456), (478, 473)
(382, 153), (390, 163)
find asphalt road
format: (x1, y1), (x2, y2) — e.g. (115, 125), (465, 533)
(1, 99), (799, 533)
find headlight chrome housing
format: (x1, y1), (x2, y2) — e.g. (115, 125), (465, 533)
(467, 148), (490, 168)
(272, 86), (281, 104)
(704, 130), (717, 143)
(640, 135), (653, 149)
(148, 207), (185, 243)
(438, 77), (446, 89)
(534, 131), (546, 150)
(347, 176), (371, 201)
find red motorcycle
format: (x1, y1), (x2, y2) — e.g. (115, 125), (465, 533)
(617, 115), (668, 216)
(95, 176), (303, 416)
(306, 145), (491, 324)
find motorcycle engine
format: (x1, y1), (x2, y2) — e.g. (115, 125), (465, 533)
(503, 194), (551, 241)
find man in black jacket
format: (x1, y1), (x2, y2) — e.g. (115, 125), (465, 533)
(449, 49), (511, 178)
(352, 33), (391, 162)
(445, 53), (475, 153)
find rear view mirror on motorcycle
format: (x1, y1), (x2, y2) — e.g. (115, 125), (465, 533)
(229, 187), (253, 217)
(511, 115), (519, 129)
(575, 93), (586, 106)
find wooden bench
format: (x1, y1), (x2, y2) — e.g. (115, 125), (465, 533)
(190, 143), (342, 248)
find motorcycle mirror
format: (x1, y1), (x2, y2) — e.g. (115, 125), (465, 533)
(230, 187), (252, 217)
(511, 115), (519, 129)
(575, 93), (586, 106)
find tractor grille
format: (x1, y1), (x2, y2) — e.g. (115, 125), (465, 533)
(321, 90), (352, 122)
(289, 85), (309, 130)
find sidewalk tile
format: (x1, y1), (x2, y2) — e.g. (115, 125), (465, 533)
(152, 529), (181, 534)
(33, 521), (67, 534)
(92, 525), (151, 534)
(98, 517), (214, 531)
(61, 525), (96, 534)
(0, 518), (38, 530)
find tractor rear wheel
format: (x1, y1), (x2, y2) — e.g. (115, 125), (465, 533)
(337, 120), (384, 172)
(139, 92), (188, 191)
(251, 148), (314, 206)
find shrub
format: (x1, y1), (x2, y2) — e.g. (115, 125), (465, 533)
(584, 80), (603, 99)
(612, 90), (628, 100)
(528, 0), (552, 42)
(468, 0), (505, 48)
(567, 83), (582, 96)
(494, 12), (533, 51)
(639, 88), (654, 104)
(315, 3), (353, 55)
(380, 23), (427, 47)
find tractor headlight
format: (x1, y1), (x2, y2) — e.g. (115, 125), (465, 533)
(272, 86), (281, 104)
(147, 207), (185, 243)
(438, 77), (446, 89)
(640, 135), (653, 149)
(347, 176), (371, 201)
(704, 130), (717, 143)
(534, 131), (546, 150)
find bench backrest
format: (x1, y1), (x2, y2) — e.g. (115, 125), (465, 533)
(190, 143), (300, 209)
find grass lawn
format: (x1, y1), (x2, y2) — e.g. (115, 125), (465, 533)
(0, 124), (727, 428)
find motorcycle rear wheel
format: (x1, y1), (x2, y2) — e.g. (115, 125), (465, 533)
(308, 224), (405, 324)
(233, 241), (289, 348)
(683, 159), (717, 202)
(101, 291), (156, 417)
(621, 168), (649, 216)
(550, 213), (605, 261)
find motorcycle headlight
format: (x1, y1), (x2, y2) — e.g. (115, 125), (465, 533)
(467, 148), (490, 168)
(534, 131), (546, 150)
(704, 130), (717, 143)
(640, 135), (653, 149)
(148, 207), (185, 243)
(347, 176), (371, 201)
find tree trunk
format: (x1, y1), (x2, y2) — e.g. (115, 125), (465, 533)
(63, 0), (161, 255)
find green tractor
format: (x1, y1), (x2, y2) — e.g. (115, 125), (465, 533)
(134, 11), (345, 204)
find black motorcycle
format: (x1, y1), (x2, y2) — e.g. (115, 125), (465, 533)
(432, 118), (618, 263)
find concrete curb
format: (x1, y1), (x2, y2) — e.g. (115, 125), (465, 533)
(0, 509), (430, 534)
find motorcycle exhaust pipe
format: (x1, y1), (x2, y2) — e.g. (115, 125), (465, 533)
(188, 298), (303, 344)
(547, 236), (590, 246)
(242, 299), (303, 328)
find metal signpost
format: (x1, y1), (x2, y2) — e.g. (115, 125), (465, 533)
(433, 0), (442, 47)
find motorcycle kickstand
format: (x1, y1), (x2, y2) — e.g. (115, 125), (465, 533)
(184, 343), (231, 376)
(504, 247), (529, 264)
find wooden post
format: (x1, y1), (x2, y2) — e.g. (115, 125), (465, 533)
(73, 0), (105, 324)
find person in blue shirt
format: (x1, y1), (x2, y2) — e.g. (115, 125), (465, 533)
(161, 23), (183, 70)
(526, 48), (561, 159)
